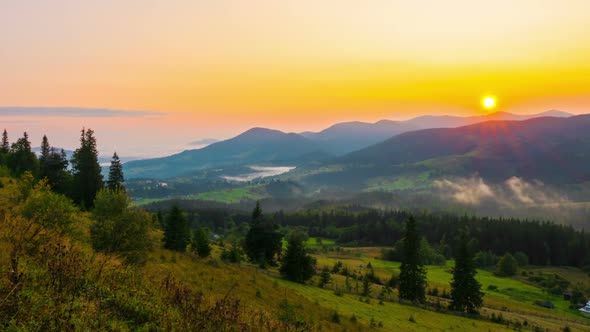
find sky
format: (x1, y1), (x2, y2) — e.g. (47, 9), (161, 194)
(1, 0), (590, 157)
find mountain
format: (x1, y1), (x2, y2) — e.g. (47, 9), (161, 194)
(301, 110), (573, 156)
(124, 128), (331, 179)
(295, 114), (590, 190)
(301, 120), (417, 155)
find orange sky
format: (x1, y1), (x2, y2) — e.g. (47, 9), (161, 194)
(1, 1), (590, 156)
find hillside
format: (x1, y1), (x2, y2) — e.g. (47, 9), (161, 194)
(294, 114), (590, 190)
(300, 110), (572, 156)
(124, 128), (331, 179)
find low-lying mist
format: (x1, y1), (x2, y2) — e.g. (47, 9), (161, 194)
(434, 176), (590, 229)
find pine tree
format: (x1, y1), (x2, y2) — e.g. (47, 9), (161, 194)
(40, 135), (50, 161)
(1, 129), (9, 153)
(244, 201), (283, 267)
(0, 129), (8, 166)
(319, 266), (332, 288)
(38, 136), (70, 193)
(192, 226), (211, 257)
(8, 132), (38, 176)
(280, 231), (316, 283)
(71, 128), (103, 208)
(449, 229), (483, 314)
(398, 216), (427, 303)
(252, 200), (262, 222)
(163, 205), (190, 251)
(107, 152), (125, 191)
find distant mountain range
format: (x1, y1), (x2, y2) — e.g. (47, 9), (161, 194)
(295, 114), (590, 190)
(301, 110), (572, 155)
(123, 110), (574, 179)
(124, 128), (331, 179)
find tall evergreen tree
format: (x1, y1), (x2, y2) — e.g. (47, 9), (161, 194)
(244, 201), (283, 267)
(1, 129), (9, 153)
(0, 129), (8, 167)
(38, 135), (70, 193)
(71, 128), (103, 208)
(280, 231), (316, 283)
(40, 135), (50, 161)
(8, 132), (38, 176)
(192, 226), (211, 257)
(163, 205), (190, 251)
(449, 229), (483, 314)
(107, 152), (125, 191)
(398, 216), (427, 303)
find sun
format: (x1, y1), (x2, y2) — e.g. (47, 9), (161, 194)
(482, 96), (496, 110)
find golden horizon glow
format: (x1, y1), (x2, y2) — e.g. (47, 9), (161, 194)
(1, 0), (590, 134)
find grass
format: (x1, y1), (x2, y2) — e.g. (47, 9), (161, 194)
(276, 278), (512, 331)
(133, 184), (266, 205)
(143, 247), (363, 331)
(193, 184), (266, 203)
(311, 247), (590, 331)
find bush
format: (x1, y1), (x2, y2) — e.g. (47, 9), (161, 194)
(514, 251), (529, 267)
(474, 250), (499, 268)
(221, 245), (244, 263)
(495, 253), (518, 277)
(91, 189), (155, 264)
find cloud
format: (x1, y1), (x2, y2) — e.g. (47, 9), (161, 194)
(0, 107), (164, 118)
(188, 138), (220, 146)
(434, 175), (569, 207)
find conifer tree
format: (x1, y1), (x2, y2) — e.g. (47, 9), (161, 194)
(163, 205), (190, 251)
(244, 201), (283, 267)
(1, 129), (8, 153)
(280, 231), (316, 283)
(0, 129), (8, 166)
(449, 229), (483, 314)
(8, 132), (38, 176)
(38, 135), (70, 193)
(107, 152), (125, 191)
(40, 135), (50, 161)
(71, 128), (103, 208)
(192, 226), (211, 257)
(398, 216), (427, 303)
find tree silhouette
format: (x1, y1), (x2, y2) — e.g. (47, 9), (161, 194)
(449, 229), (483, 314)
(107, 152), (125, 191)
(71, 128), (103, 208)
(398, 216), (427, 303)
(163, 205), (190, 251)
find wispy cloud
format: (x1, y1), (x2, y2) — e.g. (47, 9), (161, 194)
(188, 138), (220, 146)
(0, 107), (164, 118)
(434, 175), (569, 207)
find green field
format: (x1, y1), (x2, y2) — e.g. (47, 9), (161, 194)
(308, 247), (590, 331)
(194, 185), (266, 203)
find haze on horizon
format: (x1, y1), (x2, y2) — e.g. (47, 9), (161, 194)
(2, 0), (590, 156)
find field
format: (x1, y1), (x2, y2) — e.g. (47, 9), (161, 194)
(306, 244), (590, 331)
(194, 184), (266, 203)
(149, 238), (590, 331)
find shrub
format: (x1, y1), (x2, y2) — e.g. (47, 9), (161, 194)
(495, 253), (518, 277)
(513, 251), (529, 267)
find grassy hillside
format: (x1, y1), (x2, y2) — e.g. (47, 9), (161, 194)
(309, 245), (590, 331)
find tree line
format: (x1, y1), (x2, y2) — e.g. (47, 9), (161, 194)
(0, 128), (125, 208)
(270, 208), (590, 268)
